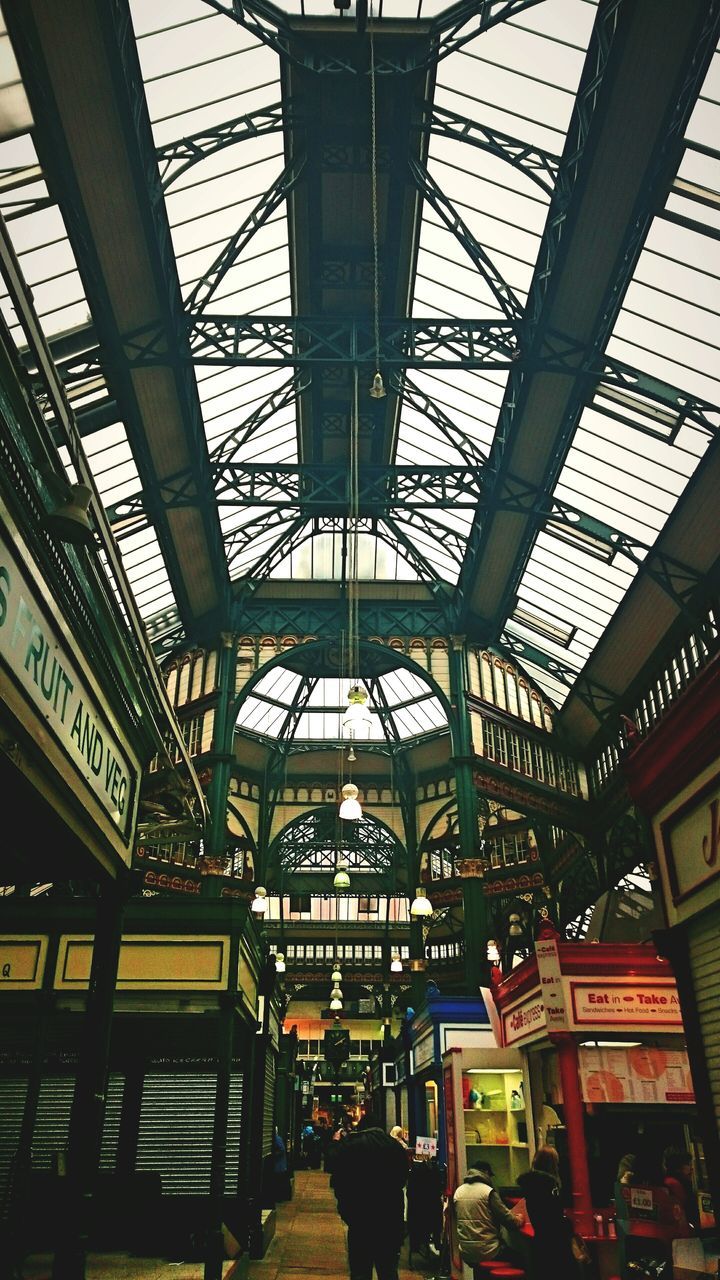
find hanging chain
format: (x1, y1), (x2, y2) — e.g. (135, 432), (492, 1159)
(369, 0), (381, 375)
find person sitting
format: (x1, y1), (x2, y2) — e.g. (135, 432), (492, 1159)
(453, 1160), (524, 1268)
(516, 1145), (579, 1280)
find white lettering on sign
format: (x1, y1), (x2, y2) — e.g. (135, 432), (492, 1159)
(569, 982), (682, 1027)
(503, 991), (546, 1045)
(534, 937), (568, 1031)
(0, 518), (138, 841)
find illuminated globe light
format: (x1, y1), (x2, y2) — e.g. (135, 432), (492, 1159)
(342, 685), (373, 741)
(333, 856), (351, 890)
(274, 952), (286, 973)
(330, 997), (343, 1012)
(251, 885), (268, 915)
(339, 782), (362, 820)
(390, 951), (403, 973)
(410, 887), (433, 918)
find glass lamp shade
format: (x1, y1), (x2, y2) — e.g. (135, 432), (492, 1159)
(329, 997), (343, 1011)
(410, 887), (433, 918)
(339, 782), (362, 820)
(390, 952), (402, 973)
(251, 886), (268, 914)
(331, 968), (343, 983)
(342, 686), (373, 741)
(333, 868), (351, 890)
(274, 952), (286, 973)
(330, 985), (343, 1001)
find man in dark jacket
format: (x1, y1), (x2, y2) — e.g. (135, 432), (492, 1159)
(330, 1117), (409, 1280)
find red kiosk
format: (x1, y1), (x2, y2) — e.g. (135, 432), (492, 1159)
(491, 940), (695, 1269)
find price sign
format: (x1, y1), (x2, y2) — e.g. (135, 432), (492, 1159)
(415, 1135), (438, 1158)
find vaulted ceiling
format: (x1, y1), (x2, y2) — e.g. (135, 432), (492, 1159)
(2, 0), (720, 756)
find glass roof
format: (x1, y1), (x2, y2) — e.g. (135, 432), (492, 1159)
(0, 0), (718, 721)
(236, 667), (448, 742)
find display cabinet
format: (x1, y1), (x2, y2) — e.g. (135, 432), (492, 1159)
(462, 1067), (530, 1186)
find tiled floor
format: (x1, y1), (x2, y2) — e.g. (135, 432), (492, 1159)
(22, 1169), (436, 1280)
(247, 1169), (436, 1280)
(22, 1255), (238, 1279)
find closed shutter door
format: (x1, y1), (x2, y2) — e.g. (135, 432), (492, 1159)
(0, 1078), (28, 1217)
(688, 911), (720, 1135)
(33, 1076), (74, 1169)
(136, 1072), (215, 1194)
(262, 1054), (276, 1157)
(225, 1073), (244, 1195)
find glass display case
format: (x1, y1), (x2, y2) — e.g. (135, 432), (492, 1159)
(462, 1067), (530, 1187)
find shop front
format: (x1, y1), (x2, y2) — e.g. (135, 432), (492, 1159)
(492, 940), (699, 1263)
(409, 993), (499, 1159)
(625, 652), (720, 1204)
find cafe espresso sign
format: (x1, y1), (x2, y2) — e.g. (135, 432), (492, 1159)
(0, 520), (138, 843)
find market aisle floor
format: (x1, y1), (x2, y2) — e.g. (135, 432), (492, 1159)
(248, 1169), (431, 1280)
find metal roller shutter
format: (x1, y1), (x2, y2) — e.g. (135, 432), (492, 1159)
(33, 1076), (74, 1169)
(688, 910), (720, 1135)
(135, 1071), (244, 1195)
(225, 1073), (244, 1195)
(262, 1054), (276, 1158)
(0, 1078), (28, 1217)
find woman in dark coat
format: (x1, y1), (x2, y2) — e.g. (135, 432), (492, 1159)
(516, 1146), (580, 1280)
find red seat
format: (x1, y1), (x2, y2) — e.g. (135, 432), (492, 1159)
(473, 1267), (525, 1280)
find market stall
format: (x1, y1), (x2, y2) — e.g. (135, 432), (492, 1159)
(492, 940), (698, 1267)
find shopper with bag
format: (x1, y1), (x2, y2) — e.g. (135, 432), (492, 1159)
(517, 1145), (585, 1279)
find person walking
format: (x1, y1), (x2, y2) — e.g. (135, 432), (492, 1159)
(453, 1160), (523, 1268)
(516, 1145), (579, 1280)
(330, 1115), (409, 1280)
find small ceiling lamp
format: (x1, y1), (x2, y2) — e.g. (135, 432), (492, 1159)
(330, 984), (343, 1001)
(369, 371), (386, 399)
(251, 885), (268, 915)
(390, 951), (402, 973)
(330, 996), (343, 1011)
(347, 746), (356, 763)
(342, 684), (373, 741)
(339, 782), (362, 820)
(274, 952), (286, 973)
(410, 887), (432, 918)
(333, 855), (351, 890)
(331, 967), (343, 984)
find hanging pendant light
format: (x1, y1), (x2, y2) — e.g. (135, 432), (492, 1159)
(369, 370), (386, 399)
(329, 996), (343, 1011)
(251, 885), (268, 914)
(274, 952), (286, 973)
(339, 782), (362, 820)
(331, 967), (343, 984)
(333, 855), (351, 890)
(390, 951), (403, 973)
(410, 886), (432, 918)
(347, 746), (356, 763)
(342, 684), (374, 741)
(330, 984), (343, 1001)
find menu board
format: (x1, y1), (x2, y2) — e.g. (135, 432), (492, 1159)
(578, 1045), (695, 1104)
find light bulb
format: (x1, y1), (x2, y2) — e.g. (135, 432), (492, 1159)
(251, 885), (268, 914)
(339, 782), (362, 820)
(410, 887), (432, 918)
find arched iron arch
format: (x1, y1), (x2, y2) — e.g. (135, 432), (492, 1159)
(267, 804), (406, 895)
